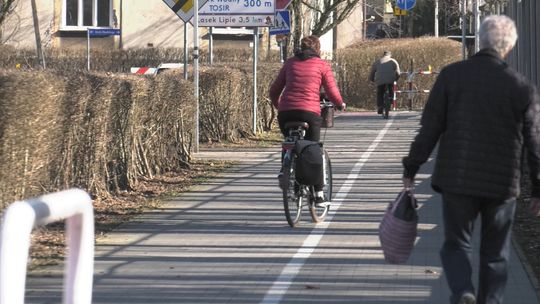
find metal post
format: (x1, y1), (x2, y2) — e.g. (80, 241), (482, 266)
(461, 0), (467, 59)
(266, 28), (271, 61)
(119, 0), (123, 49)
(399, 15), (402, 38)
(363, 0), (367, 39)
(279, 41), (284, 63)
(474, 0), (480, 53)
(434, 0), (439, 37)
(252, 27), (259, 134)
(184, 21), (188, 80)
(87, 30), (91, 71)
(194, 0), (200, 153)
(30, 0), (46, 69)
(209, 27), (213, 65)
(407, 59), (414, 110)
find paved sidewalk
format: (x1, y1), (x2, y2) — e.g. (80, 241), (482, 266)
(24, 112), (539, 303)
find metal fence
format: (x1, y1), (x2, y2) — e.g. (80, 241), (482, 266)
(505, 0), (540, 88)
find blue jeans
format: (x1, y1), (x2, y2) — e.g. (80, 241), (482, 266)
(440, 192), (516, 304)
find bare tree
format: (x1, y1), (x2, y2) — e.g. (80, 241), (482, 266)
(289, 0), (362, 50)
(304, 0), (362, 36)
(0, 0), (16, 26)
(481, 0), (508, 14)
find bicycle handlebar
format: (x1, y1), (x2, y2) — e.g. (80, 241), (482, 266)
(321, 99), (345, 111)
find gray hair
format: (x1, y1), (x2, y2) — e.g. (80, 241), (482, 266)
(479, 15), (518, 56)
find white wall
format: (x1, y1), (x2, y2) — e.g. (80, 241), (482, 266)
(121, 0), (193, 49)
(1, 0), (55, 49)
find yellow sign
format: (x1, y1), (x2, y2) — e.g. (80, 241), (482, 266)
(173, 0), (193, 13)
(162, 0), (208, 22)
(394, 7), (408, 16)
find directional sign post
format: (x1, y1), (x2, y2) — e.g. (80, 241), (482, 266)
(86, 28), (121, 70)
(198, 0), (275, 27)
(396, 0), (416, 10)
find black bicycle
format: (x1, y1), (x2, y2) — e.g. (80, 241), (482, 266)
(382, 83), (394, 119)
(279, 104), (333, 227)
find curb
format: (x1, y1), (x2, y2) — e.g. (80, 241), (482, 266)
(512, 237), (540, 302)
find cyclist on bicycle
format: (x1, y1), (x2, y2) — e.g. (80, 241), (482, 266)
(269, 35), (345, 207)
(369, 50), (400, 115)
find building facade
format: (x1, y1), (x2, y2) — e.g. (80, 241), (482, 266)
(2, 0), (195, 50)
(1, 0), (365, 54)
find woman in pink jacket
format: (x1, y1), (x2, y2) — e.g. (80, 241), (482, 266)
(269, 35), (345, 206)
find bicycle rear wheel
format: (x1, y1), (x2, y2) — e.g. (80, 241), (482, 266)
(383, 92), (391, 119)
(309, 149), (331, 222)
(282, 157), (302, 227)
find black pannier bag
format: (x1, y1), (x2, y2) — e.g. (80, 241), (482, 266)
(294, 140), (323, 185)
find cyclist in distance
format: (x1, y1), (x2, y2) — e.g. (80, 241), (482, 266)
(369, 50), (400, 115)
(269, 35), (345, 207)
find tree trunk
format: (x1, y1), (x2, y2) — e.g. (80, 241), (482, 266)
(291, 0), (302, 51)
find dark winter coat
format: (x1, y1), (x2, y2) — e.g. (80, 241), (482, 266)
(269, 49), (343, 115)
(403, 48), (540, 199)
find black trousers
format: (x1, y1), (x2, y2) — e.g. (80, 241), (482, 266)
(277, 110), (323, 191)
(376, 83), (394, 110)
(277, 110), (322, 141)
(440, 191), (516, 304)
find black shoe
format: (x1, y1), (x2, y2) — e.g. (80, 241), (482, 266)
(377, 108), (383, 114)
(314, 196), (330, 208)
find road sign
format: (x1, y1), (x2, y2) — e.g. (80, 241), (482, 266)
(269, 10), (290, 35)
(393, 7), (408, 16)
(276, 0), (292, 9)
(198, 0), (276, 27)
(396, 0), (416, 10)
(162, 0), (209, 23)
(88, 28), (120, 37)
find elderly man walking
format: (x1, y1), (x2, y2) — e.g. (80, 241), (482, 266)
(402, 15), (540, 304)
(369, 50), (400, 115)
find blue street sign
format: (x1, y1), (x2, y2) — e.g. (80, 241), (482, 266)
(396, 0), (416, 10)
(88, 28), (121, 38)
(269, 10), (290, 36)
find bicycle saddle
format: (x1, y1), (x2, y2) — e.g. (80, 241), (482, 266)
(284, 121), (310, 130)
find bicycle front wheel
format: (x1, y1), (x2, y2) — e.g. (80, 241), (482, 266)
(282, 157), (302, 227)
(309, 149), (332, 222)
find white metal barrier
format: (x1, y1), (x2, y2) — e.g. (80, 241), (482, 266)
(0, 189), (94, 304)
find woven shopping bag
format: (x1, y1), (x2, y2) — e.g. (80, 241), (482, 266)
(378, 189), (419, 264)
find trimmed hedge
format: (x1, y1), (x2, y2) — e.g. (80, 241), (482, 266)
(0, 69), (194, 208)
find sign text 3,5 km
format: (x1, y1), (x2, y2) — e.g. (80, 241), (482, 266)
(199, 0), (275, 27)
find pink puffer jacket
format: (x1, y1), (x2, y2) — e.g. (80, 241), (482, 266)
(269, 54), (344, 115)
